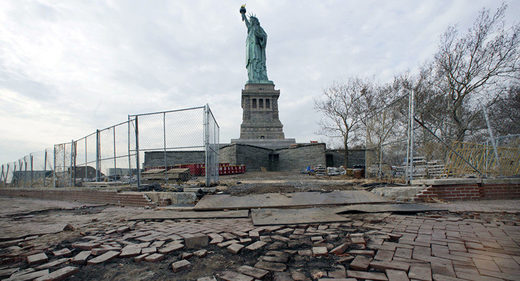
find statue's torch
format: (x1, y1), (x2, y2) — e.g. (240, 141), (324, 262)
(240, 4), (246, 20)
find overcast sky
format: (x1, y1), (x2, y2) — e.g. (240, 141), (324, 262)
(1, 0), (519, 164)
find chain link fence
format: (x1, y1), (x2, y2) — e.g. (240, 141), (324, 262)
(1, 105), (219, 188)
(364, 89), (519, 181)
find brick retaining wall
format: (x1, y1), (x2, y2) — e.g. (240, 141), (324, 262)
(0, 188), (155, 207)
(414, 179), (520, 201)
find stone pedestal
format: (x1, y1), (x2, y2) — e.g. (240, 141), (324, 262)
(232, 83), (295, 149)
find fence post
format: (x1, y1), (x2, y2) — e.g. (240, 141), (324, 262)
(53, 146), (56, 187)
(44, 149), (47, 187)
(24, 158), (27, 187)
(410, 88), (415, 182)
(135, 116), (141, 188)
(113, 127), (117, 181)
(96, 130), (100, 182)
(127, 116), (132, 178)
(30, 154), (34, 187)
(1, 165), (4, 187)
(204, 104), (210, 187)
(163, 112), (168, 184)
(70, 140), (74, 187)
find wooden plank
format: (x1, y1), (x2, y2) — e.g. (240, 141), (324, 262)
(129, 210), (249, 220)
(194, 191), (388, 211)
(334, 203), (448, 214)
(251, 208), (350, 226)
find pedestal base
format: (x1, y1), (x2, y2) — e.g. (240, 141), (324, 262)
(231, 138), (296, 149)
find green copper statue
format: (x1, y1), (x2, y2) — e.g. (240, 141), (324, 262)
(240, 5), (272, 84)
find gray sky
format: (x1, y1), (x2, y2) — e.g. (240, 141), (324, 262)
(1, 0), (519, 164)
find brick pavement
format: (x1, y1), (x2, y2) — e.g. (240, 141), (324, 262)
(0, 211), (519, 280)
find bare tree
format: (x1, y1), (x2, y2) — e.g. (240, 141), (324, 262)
(314, 78), (368, 167)
(434, 3), (520, 141)
(489, 85), (520, 136)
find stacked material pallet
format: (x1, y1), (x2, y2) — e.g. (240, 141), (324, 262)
(141, 168), (191, 183)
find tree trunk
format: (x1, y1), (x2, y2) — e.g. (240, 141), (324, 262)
(343, 136), (349, 168)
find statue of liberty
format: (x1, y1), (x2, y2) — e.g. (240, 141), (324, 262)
(240, 5), (273, 84)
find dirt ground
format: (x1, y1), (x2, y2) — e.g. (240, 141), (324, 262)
(1, 174), (520, 281)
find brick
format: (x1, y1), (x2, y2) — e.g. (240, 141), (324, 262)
(313, 247), (328, 256)
(409, 264), (432, 281)
(0, 268), (19, 278)
(52, 248), (71, 257)
(348, 249), (375, 256)
(141, 247), (156, 254)
(197, 277), (217, 281)
(254, 261), (287, 272)
(120, 245), (141, 257)
(350, 255), (372, 270)
(375, 249), (394, 261)
(473, 258), (500, 272)
(386, 269), (409, 281)
(34, 266), (78, 281)
(238, 265), (269, 279)
(144, 253), (164, 262)
(217, 271), (253, 281)
(394, 248), (412, 259)
(87, 250), (119, 265)
(432, 274), (467, 281)
(71, 251), (91, 265)
(431, 262), (455, 277)
(246, 241), (266, 251)
(184, 234), (209, 249)
(370, 260), (410, 271)
(10, 269), (49, 281)
(27, 253), (48, 265)
(193, 249), (208, 257)
(330, 242), (350, 255)
(171, 259), (191, 272)
(158, 243), (183, 254)
(35, 258), (69, 270)
(347, 270), (388, 281)
(134, 253), (149, 262)
(328, 265), (346, 278)
(71, 242), (100, 250)
(227, 243), (244, 254)
(273, 272), (293, 281)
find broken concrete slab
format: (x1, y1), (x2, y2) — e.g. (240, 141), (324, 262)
(129, 210), (249, 221)
(251, 208), (351, 226)
(194, 191), (387, 210)
(334, 203), (447, 214)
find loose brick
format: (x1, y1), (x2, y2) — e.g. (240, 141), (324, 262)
(347, 270), (388, 281)
(141, 247), (156, 254)
(246, 241), (266, 251)
(134, 253), (149, 262)
(370, 260), (410, 271)
(120, 245), (141, 258)
(350, 236), (366, 245)
(27, 253), (48, 265)
(52, 248), (71, 257)
(217, 271), (253, 281)
(35, 266), (78, 281)
(330, 242), (350, 255)
(87, 250), (119, 265)
(144, 253), (164, 262)
(386, 269), (410, 281)
(184, 234), (209, 249)
(350, 255), (372, 270)
(193, 249), (208, 257)
(254, 260), (287, 272)
(348, 250), (375, 256)
(238, 265), (269, 279)
(11, 269), (49, 281)
(273, 272), (293, 281)
(71, 251), (91, 265)
(197, 277), (217, 281)
(171, 259), (191, 272)
(36, 258), (69, 270)
(227, 243), (244, 254)
(313, 247), (328, 256)
(71, 242), (100, 250)
(159, 243), (183, 254)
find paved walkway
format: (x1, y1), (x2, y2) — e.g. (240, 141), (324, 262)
(0, 197), (519, 280)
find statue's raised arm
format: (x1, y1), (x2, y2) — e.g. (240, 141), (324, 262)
(239, 5), (272, 84)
